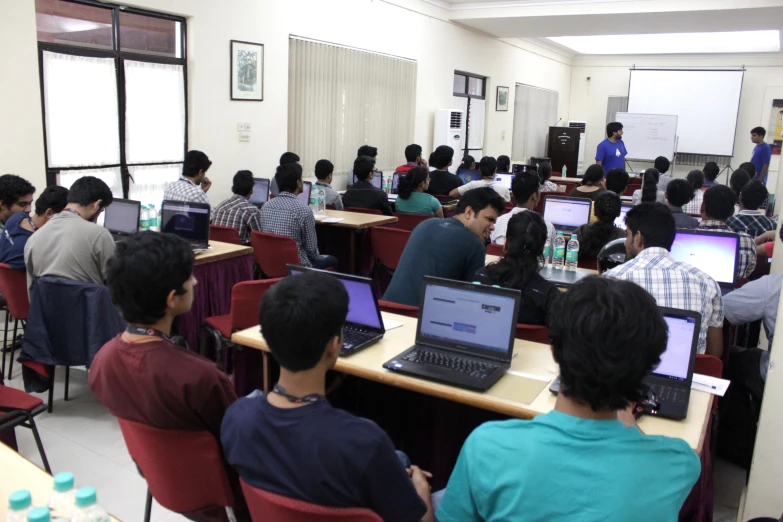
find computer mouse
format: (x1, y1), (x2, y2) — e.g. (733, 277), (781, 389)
(633, 389), (660, 419)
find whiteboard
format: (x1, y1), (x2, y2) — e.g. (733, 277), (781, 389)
(628, 70), (744, 156)
(616, 112), (678, 161)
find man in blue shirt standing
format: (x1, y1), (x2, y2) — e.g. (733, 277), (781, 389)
(750, 126), (772, 185)
(596, 121), (628, 172)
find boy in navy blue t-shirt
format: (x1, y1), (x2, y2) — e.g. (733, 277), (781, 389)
(750, 126), (772, 184)
(596, 121), (628, 172)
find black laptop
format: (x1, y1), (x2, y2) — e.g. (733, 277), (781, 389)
(382, 276), (521, 391)
(248, 178), (270, 208)
(670, 228), (740, 294)
(160, 200), (210, 251)
(103, 198), (140, 242)
(288, 265), (385, 356)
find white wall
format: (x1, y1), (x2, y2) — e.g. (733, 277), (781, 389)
(0, 0), (572, 204)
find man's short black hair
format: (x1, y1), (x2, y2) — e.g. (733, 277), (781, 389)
(357, 145), (377, 158)
(34, 186), (68, 216)
(654, 156), (670, 174)
(314, 159), (334, 180)
(430, 145), (454, 169)
(625, 202), (676, 250)
(405, 144), (422, 163)
(538, 162), (553, 182)
(703, 185), (736, 221)
(279, 152), (300, 165)
(739, 162), (756, 178)
(0, 174), (35, 210)
(353, 156), (376, 181)
(666, 178), (694, 207)
(183, 150), (211, 178)
(686, 170), (704, 191)
(232, 170), (254, 197)
(260, 272), (348, 372)
(751, 126), (767, 138)
(67, 176), (114, 208)
(497, 155), (511, 173)
(605, 168), (629, 194)
(730, 169), (751, 198)
(703, 162), (720, 181)
(479, 156), (497, 178)
(455, 187), (505, 216)
(550, 277), (668, 411)
(740, 180), (768, 210)
(511, 171), (540, 205)
(275, 163), (303, 194)
(606, 122), (623, 137)
(107, 232), (194, 325)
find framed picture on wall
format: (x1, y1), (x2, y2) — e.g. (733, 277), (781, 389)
(496, 86), (509, 111)
(231, 40), (264, 101)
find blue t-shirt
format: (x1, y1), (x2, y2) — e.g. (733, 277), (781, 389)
(751, 142), (772, 182)
(437, 411), (700, 522)
(0, 212), (33, 270)
(220, 395), (426, 522)
(395, 191), (441, 216)
(596, 138), (628, 172)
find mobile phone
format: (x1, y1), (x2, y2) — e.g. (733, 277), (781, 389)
(549, 376), (561, 395)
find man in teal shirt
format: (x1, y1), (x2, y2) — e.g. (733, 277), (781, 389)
(437, 277), (700, 522)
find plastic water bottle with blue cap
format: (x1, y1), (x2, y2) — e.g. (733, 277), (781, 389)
(5, 490), (32, 522)
(565, 233), (579, 271)
(70, 487), (109, 522)
(25, 507), (49, 522)
(552, 231), (566, 269)
(48, 472), (75, 521)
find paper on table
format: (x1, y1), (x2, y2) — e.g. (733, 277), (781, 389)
(691, 373), (730, 397)
(383, 318), (404, 331)
(320, 217), (344, 224)
(506, 369), (551, 383)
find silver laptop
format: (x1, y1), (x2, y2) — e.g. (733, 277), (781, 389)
(103, 198), (140, 242)
(542, 195), (593, 234)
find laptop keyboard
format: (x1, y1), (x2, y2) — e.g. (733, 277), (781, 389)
(402, 347), (498, 379)
(342, 327), (379, 352)
(649, 383), (687, 405)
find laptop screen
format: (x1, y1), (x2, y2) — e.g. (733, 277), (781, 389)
(160, 202), (210, 243)
(352, 172), (383, 189)
(392, 173), (400, 193)
(493, 173), (514, 190)
(652, 313), (698, 381)
(543, 197), (592, 229)
(248, 178), (269, 205)
(419, 282), (516, 354)
(457, 169), (481, 183)
(670, 231), (738, 286)
(297, 181), (312, 207)
(512, 164), (537, 174)
(614, 204), (633, 230)
(104, 199), (139, 234)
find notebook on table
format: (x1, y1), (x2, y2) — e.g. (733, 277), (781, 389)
(160, 200), (211, 251)
(103, 198), (140, 242)
(542, 195), (592, 234)
(248, 178), (270, 207)
(670, 228), (739, 293)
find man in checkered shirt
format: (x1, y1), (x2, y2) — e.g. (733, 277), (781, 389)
(213, 170), (262, 245)
(604, 202), (724, 357)
(697, 185), (756, 280)
(261, 163), (337, 270)
(163, 150), (214, 219)
(727, 180), (776, 239)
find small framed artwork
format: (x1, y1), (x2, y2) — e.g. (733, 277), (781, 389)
(496, 86), (509, 111)
(231, 40), (264, 101)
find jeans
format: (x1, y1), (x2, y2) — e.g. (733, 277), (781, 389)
(312, 255), (338, 270)
(396, 451), (446, 519)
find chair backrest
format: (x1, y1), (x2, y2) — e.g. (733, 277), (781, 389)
(378, 300), (419, 319)
(118, 418), (234, 514)
(371, 227), (410, 271)
(344, 207), (382, 216)
(515, 324), (550, 344)
(0, 263), (30, 319)
(694, 354), (723, 379)
(486, 243), (504, 257)
(534, 192), (559, 214)
(394, 213), (433, 232)
(229, 278), (283, 332)
(209, 225), (242, 245)
(240, 479), (382, 522)
(250, 231), (300, 278)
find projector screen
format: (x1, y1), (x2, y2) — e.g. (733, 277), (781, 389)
(627, 70), (744, 156)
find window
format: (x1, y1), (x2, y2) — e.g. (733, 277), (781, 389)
(35, 0), (187, 206)
(453, 71), (486, 159)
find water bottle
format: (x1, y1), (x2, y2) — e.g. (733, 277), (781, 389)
(148, 204), (160, 232)
(309, 190), (318, 214)
(25, 507), (49, 522)
(48, 472), (75, 521)
(384, 176), (391, 195)
(565, 233), (580, 271)
(542, 236), (551, 268)
(5, 490), (32, 522)
(71, 487), (109, 522)
(552, 232), (566, 270)
(317, 187), (326, 215)
(561, 164), (568, 177)
(140, 206), (149, 231)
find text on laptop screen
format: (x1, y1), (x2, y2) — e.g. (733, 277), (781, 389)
(248, 179), (269, 204)
(290, 269), (382, 329)
(652, 314), (697, 381)
(104, 201), (139, 234)
(543, 199), (592, 228)
(297, 182), (312, 207)
(420, 283), (515, 353)
(493, 174), (514, 190)
(161, 203), (210, 241)
(614, 205), (632, 230)
(670, 232), (737, 285)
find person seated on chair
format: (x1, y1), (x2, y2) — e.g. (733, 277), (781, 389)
(603, 203), (724, 357)
(632, 168), (665, 205)
(396, 144), (426, 174)
(605, 168), (629, 195)
(0, 174), (36, 233)
(450, 156), (511, 202)
(270, 151), (300, 196)
(538, 162), (559, 193)
(395, 167), (443, 217)
(213, 170), (263, 245)
(261, 163), (338, 270)
(729, 169), (751, 206)
(684, 170), (705, 215)
(347, 145), (380, 187)
(221, 272), (434, 522)
(728, 180), (777, 239)
(573, 191), (624, 261)
(0, 186), (69, 270)
(496, 155), (511, 174)
(436, 277), (701, 522)
(24, 176), (115, 294)
(665, 179), (699, 230)
(342, 156), (393, 216)
(383, 188), (505, 306)
(491, 170), (555, 246)
(474, 212), (559, 326)
(426, 145), (463, 197)
(568, 164), (607, 202)
(654, 156), (672, 192)
(163, 150), (214, 219)
(699, 185), (756, 280)
(313, 159), (343, 211)
(703, 161), (720, 188)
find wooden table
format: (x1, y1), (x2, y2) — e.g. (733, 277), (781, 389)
(0, 445), (121, 520)
(485, 254), (599, 275)
(195, 241), (253, 266)
(231, 313), (713, 454)
(315, 210), (397, 273)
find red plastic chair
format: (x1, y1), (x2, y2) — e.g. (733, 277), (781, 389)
(486, 243), (504, 257)
(250, 231), (300, 278)
(378, 300), (419, 319)
(515, 324), (550, 344)
(209, 225), (242, 245)
(344, 207), (383, 216)
(371, 227), (410, 273)
(0, 383), (50, 473)
(577, 258), (597, 270)
(240, 479), (381, 522)
(394, 213), (433, 231)
(534, 192), (560, 214)
(118, 418), (236, 522)
(0, 263), (30, 380)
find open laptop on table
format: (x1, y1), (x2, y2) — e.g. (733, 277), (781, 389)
(613, 202), (633, 230)
(494, 173), (514, 191)
(352, 172), (384, 189)
(103, 198), (140, 242)
(160, 200), (210, 251)
(670, 228), (739, 294)
(296, 181), (312, 207)
(248, 178), (270, 208)
(512, 164), (538, 174)
(287, 265), (385, 356)
(382, 276), (521, 391)
(542, 195), (592, 234)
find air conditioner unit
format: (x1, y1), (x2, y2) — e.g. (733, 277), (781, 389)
(433, 109), (464, 151)
(568, 121), (587, 172)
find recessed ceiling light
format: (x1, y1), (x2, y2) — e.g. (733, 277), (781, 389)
(548, 30), (780, 54)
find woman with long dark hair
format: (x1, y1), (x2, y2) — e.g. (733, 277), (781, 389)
(394, 166), (444, 217)
(474, 212), (559, 325)
(684, 170), (705, 215)
(457, 155), (477, 184)
(568, 164), (607, 201)
(573, 192), (624, 260)
(632, 168), (665, 205)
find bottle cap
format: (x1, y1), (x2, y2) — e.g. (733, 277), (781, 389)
(74, 487), (97, 508)
(26, 506), (50, 522)
(9, 490), (32, 510)
(53, 472), (74, 492)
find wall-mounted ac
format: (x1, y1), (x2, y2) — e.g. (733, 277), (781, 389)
(434, 109), (464, 151)
(568, 121), (587, 173)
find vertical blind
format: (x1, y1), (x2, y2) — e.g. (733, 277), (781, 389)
(288, 38), (417, 180)
(511, 84), (559, 161)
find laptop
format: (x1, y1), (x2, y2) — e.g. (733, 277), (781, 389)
(670, 228), (739, 293)
(644, 307), (701, 420)
(287, 265), (385, 356)
(103, 198), (140, 242)
(391, 172), (401, 194)
(493, 173), (514, 190)
(542, 195), (593, 234)
(160, 200), (210, 251)
(457, 169), (482, 183)
(538, 266), (590, 288)
(352, 172), (384, 189)
(382, 276), (521, 391)
(296, 181), (312, 207)
(613, 203), (634, 230)
(248, 178), (270, 207)
(512, 163), (538, 174)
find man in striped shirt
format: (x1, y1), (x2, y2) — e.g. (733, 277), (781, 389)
(213, 170), (263, 245)
(698, 185), (756, 280)
(727, 180), (777, 239)
(163, 150), (214, 219)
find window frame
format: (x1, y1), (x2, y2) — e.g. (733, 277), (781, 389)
(453, 70), (486, 100)
(36, 0), (188, 196)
